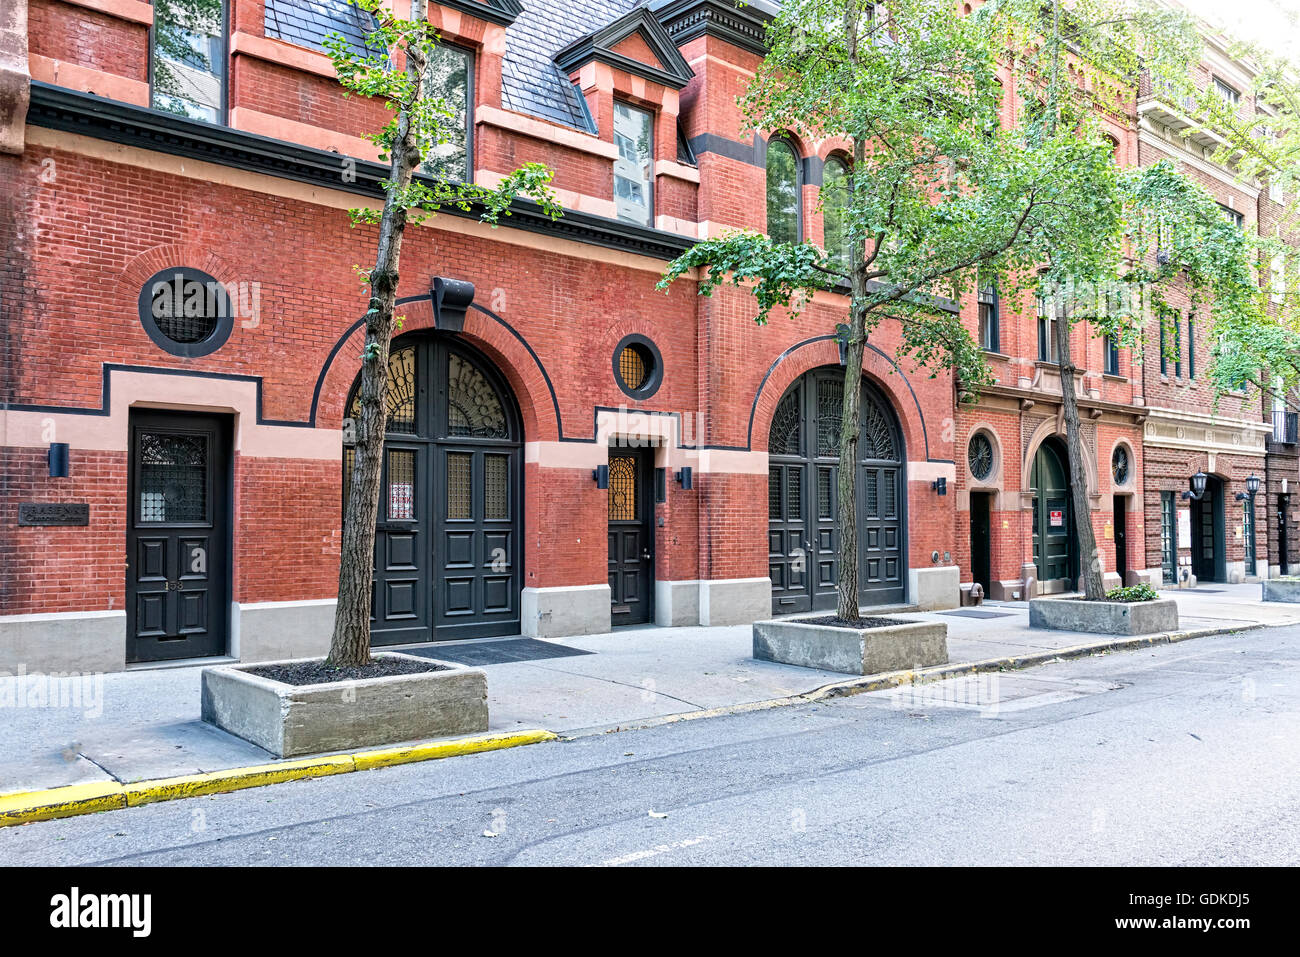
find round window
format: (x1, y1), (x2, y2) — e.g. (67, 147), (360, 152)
(612, 334), (662, 399)
(137, 267), (235, 358)
(1112, 446), (1130, 486)
(968, 432), (994, 481)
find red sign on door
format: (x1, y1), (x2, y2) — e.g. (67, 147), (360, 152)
(1050, 509), (1064, 527)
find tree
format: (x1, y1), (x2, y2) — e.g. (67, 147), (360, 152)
(323, 0), (559, 666)
(662, 0), (1150, 615)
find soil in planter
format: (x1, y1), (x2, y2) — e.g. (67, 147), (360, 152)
(795, 616), (918, 629)
(246, 657), (448, 685)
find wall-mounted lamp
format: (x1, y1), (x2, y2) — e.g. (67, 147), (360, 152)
(592, 464), (609, 489)
(835, 323), (850, 366)
(48, 442), (69, 478)
(675, 467), (693, 491)
(931, 476), (947, 496)
(1237, 473), (1261, 501)
(1181, 470), (1208, 501)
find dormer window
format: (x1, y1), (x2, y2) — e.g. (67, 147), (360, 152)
(766, 137), (801, 244)
(614, 102), (654, 226)
(151, 0), (227, 123)
(422, 43), (474, 183)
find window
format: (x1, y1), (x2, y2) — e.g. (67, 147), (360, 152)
(151, 0), (226, 123)
(822, 155), (853, 267)
(1104, 335), (1120, 375)
(1187, 314), (1195, 378)
(421, 43), (473, 182)
(613, 102), (654, 226)
(1213, 77), (1240, 107)
(978, 285), (999, 352)
(766, 137), (800, 244)
(1037, 292), (1060, 363)
(1219, 204), (1245, 229)
(1173, 316), (1182, 378)
(1159, 317), (1167, 375)
(612, 334), (663, 399)
(1270, 178), (1285, 204)
(1272, 251), (1286, 305)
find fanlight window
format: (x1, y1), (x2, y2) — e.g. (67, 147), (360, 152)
(348, 345), (417, 433)
(446, 353), (508, 439)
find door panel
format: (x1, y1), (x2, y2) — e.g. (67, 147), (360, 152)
(126, 412), (230, 663)
(970, 492), (991, 594)
(608, 451), (653, 625)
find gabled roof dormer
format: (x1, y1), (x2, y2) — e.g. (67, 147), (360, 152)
(554, 7), (695, 91)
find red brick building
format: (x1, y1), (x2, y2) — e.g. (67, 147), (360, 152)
(0, 0), (961, 672)
(1, 0), (1292, 675)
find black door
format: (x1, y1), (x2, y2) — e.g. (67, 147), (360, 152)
(346, 337), (522, 644)
(1190, 476), (1225, 583)
(970, 491), (991, 594)
(127, 411), (231, 663)
(608, 449), (654, 625)
(768, 368), (906, 614)
(1280, 495), (1290, 576)
(1113, 495), (1128, 584)
(1031, 438), (1077, 586)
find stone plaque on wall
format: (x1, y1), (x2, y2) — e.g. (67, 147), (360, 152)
(17, 503), (90, 526)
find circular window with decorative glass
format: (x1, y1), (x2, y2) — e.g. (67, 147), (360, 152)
(1112, 445), (1130, 486)
(612, 334), (662, 399)
(968, 432), (994, 481)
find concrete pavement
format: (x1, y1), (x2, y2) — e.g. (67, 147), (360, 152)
(3, 619), (1297, 865)
(1, 582), (1296, 799)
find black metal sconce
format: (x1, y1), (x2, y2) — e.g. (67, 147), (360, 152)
(592, 464), (609, 489)
(432, 276), (475, 333)
(1236, 473), (1261, 502)
(1181, 470), (1208, 501)
(48, 443), (69, 478)
(675, 467), (693, 491)
(931, 476), (947, 496)
(835, 323), (850, 366)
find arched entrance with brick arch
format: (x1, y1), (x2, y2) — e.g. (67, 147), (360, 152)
(1022, 420), (1099, 591)
(760, 350), (909, 615)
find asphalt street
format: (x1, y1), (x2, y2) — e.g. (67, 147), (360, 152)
(2, 625), (1298, 866)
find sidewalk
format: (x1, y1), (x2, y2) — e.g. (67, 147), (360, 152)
(2, 583), (1296, 798)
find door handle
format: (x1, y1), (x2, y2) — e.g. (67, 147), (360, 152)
(640, 549), (651, 561)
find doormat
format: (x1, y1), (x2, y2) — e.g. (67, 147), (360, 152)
(399, 638), (594, 666)
(1192, 588), (1224, 593)
(940, 609), (1014, 619)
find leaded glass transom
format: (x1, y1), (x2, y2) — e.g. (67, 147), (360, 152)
(968, 433), (994, 481)
(447, 354), (507, 438)
(817, 378), (843, 457)
(769, 389), (802, 455)
(349, 345), (417, 434)
(1112, 446), (1130, 486)
(862, 396), (899, 461)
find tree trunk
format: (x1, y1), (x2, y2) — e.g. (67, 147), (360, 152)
(834, 0), (865, 624)
(1054, 308), (1106, 600)
(837, 298), (867, 622)
(328, 5), (429, 666)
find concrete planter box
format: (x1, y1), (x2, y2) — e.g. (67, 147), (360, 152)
(1028, 597), (1178, 636)
(1262, 578), (1300, 602)
(753, 618), (949, 676)
(201, 652), (488, 758)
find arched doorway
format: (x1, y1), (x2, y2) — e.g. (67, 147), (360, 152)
(768, 367), (906, 614)
(1191, 474), (1226, 583)
(344, 334), (522, 644)
(1030, 437), (1079, 589)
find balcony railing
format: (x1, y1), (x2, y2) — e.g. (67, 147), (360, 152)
(1273, 410), (1298, 444)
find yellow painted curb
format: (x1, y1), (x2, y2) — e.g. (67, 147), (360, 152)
(123, 755), (356, 807)
(0, 728), (556, 826)
(0, 781), (126, 826)
(351, 729), (558, 770)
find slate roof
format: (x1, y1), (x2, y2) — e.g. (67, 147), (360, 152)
(264, 0), (383, 57)
(501, 0), (637, 131)
(263, 0), (704, 142)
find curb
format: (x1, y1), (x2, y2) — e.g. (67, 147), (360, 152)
(0, 728), (556, 828)
(562, 620), (1271, 738)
